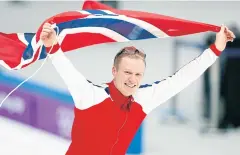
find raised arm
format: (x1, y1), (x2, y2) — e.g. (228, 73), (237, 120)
(40, 23), (108, 109)
(135, 25), (236, 114)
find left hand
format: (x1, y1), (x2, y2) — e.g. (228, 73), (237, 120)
(215, 25), (236, 51)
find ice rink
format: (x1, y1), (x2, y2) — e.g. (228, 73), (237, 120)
(1, 112), (240, 155)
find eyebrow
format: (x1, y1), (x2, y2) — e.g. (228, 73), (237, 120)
(124, 70), (143, 74)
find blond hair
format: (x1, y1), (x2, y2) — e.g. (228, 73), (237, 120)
(113, 46), (146, 69)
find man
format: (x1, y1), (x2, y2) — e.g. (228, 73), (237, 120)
(40, 22), (235, 155)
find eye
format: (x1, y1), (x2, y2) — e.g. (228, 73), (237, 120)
(136, 73), (142, 77)
(125, 71), (131, 75)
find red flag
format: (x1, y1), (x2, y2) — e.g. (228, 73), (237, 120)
(0, 0), (220, 70)
(83, 0), (220, 36)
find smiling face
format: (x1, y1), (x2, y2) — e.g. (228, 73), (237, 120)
(112, 47), (146, 96)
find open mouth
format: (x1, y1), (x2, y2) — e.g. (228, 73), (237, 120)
(125, 83), (136, 88)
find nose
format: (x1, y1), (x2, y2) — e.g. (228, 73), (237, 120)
(128, 75), (137, 84)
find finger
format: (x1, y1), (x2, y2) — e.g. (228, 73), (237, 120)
(226, 35), (234, 42)
(224, 26), (236, 38)
(40, 31), (49, 36)
(227, 39), (234, 43)
(40, 32), (49, 38)
(227, 36), (234, 42)
(226, 33), (233, 38)
(228, 30), (236, 39)
(220, 25), (226, 33)
(43, 26), (55, 35)
(42, 28), (52, 33)
(227, 33), (232, 38)
(42, 25), (53, 31)
(43, 22), (51, 27)
(225, 32), (233, 39)
(40, 36), (46, 40)
(43, 23), (54, 31)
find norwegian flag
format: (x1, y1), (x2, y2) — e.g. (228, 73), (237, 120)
(0, 0), (220, 70)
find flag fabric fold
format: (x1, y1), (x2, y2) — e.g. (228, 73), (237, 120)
(0, 0), (220, 70)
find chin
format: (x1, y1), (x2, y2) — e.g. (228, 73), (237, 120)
(126, 90), (136, 96)
(122, 90), (132, 97)
(123, 92), (131, 97)
(122, 87), (137, 96)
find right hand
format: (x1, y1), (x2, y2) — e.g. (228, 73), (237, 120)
(40, 23), (58, 47)
(215, 25), (235, 52)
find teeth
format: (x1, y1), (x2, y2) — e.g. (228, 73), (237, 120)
(125, 83), (135, 88)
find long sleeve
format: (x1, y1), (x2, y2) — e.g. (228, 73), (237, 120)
(47, 44), (108, 110)
(134, 44), (221, 114)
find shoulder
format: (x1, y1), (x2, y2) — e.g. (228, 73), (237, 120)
(133, 80), (162, 100)
(87, 80), (110, 94)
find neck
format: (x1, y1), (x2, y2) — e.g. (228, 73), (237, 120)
(109, 80), (134, 111)
(113, 79), (130, 97)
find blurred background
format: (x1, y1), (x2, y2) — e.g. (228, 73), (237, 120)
(0, 1), (240, 155)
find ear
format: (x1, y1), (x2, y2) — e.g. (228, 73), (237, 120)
(112, 66), (117, 77)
